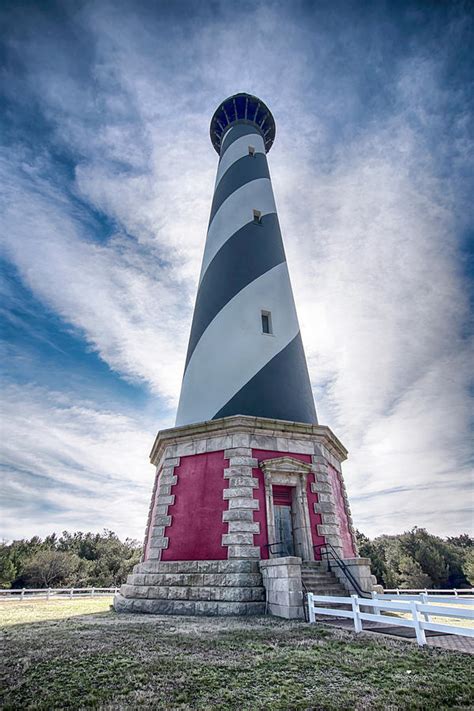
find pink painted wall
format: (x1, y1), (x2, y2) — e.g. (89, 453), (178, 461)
(252, 450), (326, 560)
(328, 464), (356, 558)
(161, 451), (229, 561)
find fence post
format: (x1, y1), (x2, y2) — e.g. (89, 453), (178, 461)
(47, 588), (51, 601)
(372, 591), (381, 616)
(21, 588), (25, 601)
(420, 593), (430, 622)
(308, 593), (315, 623)
(70, 588), (74, 599)
(454, 589), (458, 597)
(396, 588), (400, 595)
(351, 595), (362, 633)
(410, 601), (426, 646)
(91, 587), (95, 597)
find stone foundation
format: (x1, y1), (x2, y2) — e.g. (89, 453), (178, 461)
(114, 559), (266, 616)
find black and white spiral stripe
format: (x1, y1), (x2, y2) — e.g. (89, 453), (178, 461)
(175, 123), (317, 427)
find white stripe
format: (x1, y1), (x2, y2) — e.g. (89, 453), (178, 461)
(200, 178), (276, 283)
(175, 262), (299, 426)
(220, 126), (234, 150)
(215, 133), (265, 188)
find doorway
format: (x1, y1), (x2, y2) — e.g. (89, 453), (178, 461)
(272, 485), (295, 556)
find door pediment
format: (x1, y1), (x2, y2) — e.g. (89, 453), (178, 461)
(259, 456), (313, 476)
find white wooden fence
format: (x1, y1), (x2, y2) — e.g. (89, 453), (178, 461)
(0, 587), (118, 600)
(384, 588), (474, 596)
(307, 592), (474, 646)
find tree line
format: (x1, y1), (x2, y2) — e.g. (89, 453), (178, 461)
(356, 528), (473, 589)
(0, 530), (141, 588)
(0, 527), (472, 589)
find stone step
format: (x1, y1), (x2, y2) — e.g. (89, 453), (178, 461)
(120, 583), (265, 602)
(134, 559), (261, 575)
(114, 594), (266, 617)
(126, 571), (263, 588)
(303, 586), (347, 596)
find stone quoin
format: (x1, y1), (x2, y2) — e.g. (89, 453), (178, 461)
(114, 93), (374, 618)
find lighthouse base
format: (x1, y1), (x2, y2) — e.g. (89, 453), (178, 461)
(114, 558), (266, 616)
(114, 415), (373, 616)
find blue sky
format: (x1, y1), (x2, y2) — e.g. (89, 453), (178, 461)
(1, 0), (473, 541)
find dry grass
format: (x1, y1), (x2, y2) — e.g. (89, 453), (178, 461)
(1, 599), (473, 710)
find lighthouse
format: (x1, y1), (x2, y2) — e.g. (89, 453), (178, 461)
(176, 94), (316, 427)
(114, 94), (374, 618)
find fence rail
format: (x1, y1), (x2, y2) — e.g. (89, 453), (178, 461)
(384, 588), (474, 596)
(0, 587), (119, 600)
(307, 592), (474, 646)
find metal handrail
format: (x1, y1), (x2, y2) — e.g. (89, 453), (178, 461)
(264, 541), (288, 556)
(313, 543), (371, 599)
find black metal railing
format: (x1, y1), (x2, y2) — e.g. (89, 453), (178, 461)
(313, 543), (371, 599)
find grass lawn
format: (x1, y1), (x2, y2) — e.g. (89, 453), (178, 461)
(1, 599), (473, 710)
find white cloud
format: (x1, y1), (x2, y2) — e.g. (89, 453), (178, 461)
(0, 383), (158, 541)
(1, 2), (472, 539)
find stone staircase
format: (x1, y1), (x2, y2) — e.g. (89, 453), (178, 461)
(301, 562), (349, 596)
(114, 559), (266, 616)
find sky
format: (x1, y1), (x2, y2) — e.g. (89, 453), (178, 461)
(0, 0), (473, 543)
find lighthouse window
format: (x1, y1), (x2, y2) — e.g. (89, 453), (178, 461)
(261, 311), (272, 335)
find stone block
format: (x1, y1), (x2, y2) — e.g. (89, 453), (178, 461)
(217, 560), (261, 574)
(223, 487), (254, 499)
(222, 532), (254, 546)
(311, 481), (332, 493)
(157, 483), (173, 496)
(267, 602), (304, 619)
(228, 520), (260, 534)
(227, 545), (260, 559)
(149, 526), (165, 538)
(159, 475), (178, 487)
(169, 600), (197, 615)
(175, 441), (196, 457)
(156, 494), (175, 506)
(195, 439), (207, 454)
(152, 515), (172, 527)
(231, 433), (250, 448)
(228, 456), (258, 467)
(224, 447), (252, 458)
(317, 524), (340, 536)
(194, 601), (219, 615)
(321, 513), (338, 525)
(206, 435), (232, 452)
(222, 509), (254, 522)
(228, 497), (259, 510)
(154, 504), (170, 515)
(249, 435), (278, 450)
(223, 466), (253, 478)
(315, 492), (332, 503)
(313, 502), (336, 514)
(162, 457), (180, 467)
(216, 601), (248, 616)
(228, 476), (259, 489)
(148, 536), (169, 549)
(266, 578), (302, 593)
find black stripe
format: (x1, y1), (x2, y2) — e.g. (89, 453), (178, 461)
(185, 213), (285, 369)
(209, 153), (269, 224)
(220, 124), (263, 157)
(212, 333), (318, 425)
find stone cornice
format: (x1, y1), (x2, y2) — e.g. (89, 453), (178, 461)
(150, 415), (347, 466)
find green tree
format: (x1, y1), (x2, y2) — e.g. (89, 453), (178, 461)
(22, 550), (80, 588)
(397, 555), (432, 588)
(463, 549), (474, 585)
